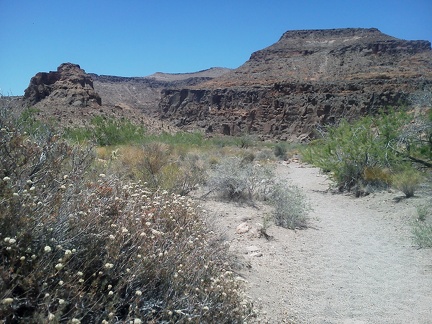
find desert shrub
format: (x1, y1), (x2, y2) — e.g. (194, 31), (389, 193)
(207, 157), (311, 228)
(237, 134), (253, 149)
(391, 167), (424, 197)
(144, 131), (206, 149)
(412, 200), (432, 248)
(0, 118), (251, 322)
(240, 151), (256, 164)
(413, 222), (432, 248)
(362, 166), (392, 188)
(65, 116), (146, 146)
(96, 144), (207, 196)
(270, 182), (310, 229)
(207, 157), (274, 201)
(138, 142), (171, 188)
(416, 202), (431, 222)
(255, 147), (276, 162)
(273, 142), (288, 160)
(16, 107), (54, 139)
(302, 110), (412, 191)
(153, 153), (207, 196)
(408, 90), (432, 162)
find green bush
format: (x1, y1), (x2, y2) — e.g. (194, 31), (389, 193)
(413, 222), (432, 248)
(156, 152), (207, 196)
(416, 202), (431, 222)
(65, 116), (146, 146)
(302, 110), (413, 192)
(106, 144), (206, 195)
(0, 112), (251, 323)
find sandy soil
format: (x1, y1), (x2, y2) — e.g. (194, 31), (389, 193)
(200, 162), (432, 323)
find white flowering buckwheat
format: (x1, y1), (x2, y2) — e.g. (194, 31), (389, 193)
(2, 298), (13, 305)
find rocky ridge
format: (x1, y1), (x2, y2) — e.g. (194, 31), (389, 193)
(159, 28), (432, 140)
(90, 67), (231, 114)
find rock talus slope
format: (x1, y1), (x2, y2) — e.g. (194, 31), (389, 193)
(159, 28), (432, 140)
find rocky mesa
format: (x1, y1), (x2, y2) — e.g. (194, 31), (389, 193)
(159, 28), (432, 140)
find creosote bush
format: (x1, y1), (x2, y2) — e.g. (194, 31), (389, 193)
(0, 115), (251, 323)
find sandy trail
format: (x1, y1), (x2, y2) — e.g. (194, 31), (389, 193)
(202, 162), (432, 323)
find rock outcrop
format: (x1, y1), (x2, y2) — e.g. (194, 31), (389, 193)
(24, 63), (101, 107)
(159, 28), (432, 140)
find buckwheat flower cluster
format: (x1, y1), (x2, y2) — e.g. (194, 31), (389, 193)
(104, 263), (114, 269)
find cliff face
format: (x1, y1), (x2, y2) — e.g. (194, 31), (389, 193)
(159, 28), (432, 140)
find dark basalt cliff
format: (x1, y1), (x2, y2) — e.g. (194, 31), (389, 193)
(159, 28), (432, 140)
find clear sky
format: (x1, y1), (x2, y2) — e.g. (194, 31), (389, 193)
(1, 0), (431, 95)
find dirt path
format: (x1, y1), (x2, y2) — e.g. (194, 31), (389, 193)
(202, 162), (432, 323)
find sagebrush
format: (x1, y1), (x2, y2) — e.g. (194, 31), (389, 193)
(207, 157), (310, 229)
(206, 157), (274, 202)
(270, 182), (310, 229)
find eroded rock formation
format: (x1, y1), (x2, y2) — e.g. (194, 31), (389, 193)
(24, 63), (101, 107)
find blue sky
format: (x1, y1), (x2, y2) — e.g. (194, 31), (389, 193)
(1, 0), (431, 95)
